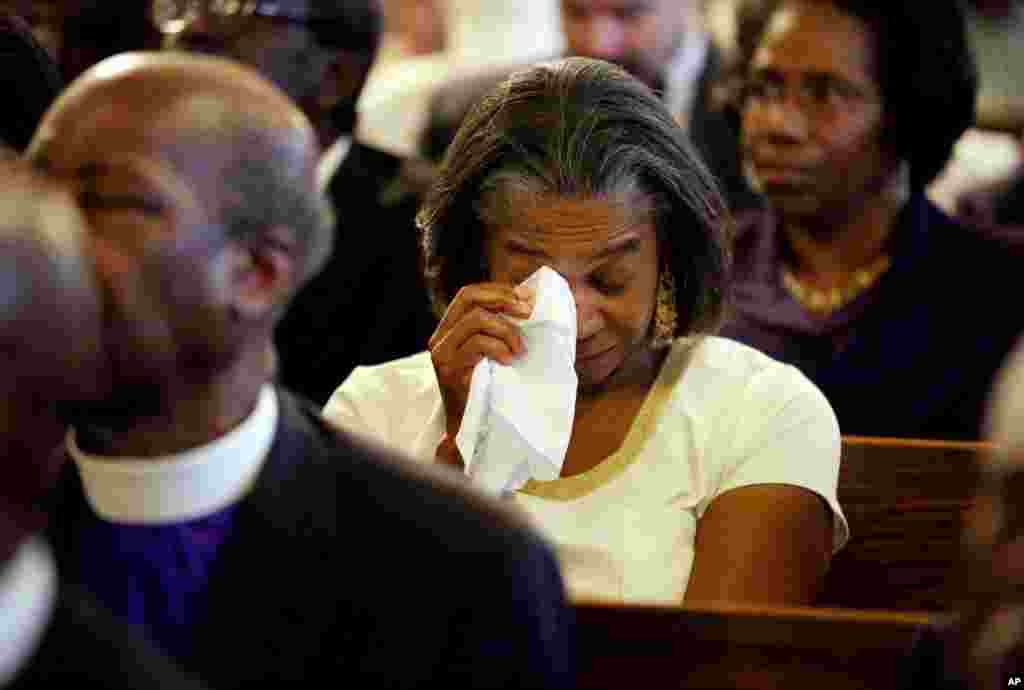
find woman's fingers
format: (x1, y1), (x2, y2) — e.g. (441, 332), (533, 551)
(429, 283), (533, 349)
(435, 306), (526, 365)
(429, 282), (537, 442)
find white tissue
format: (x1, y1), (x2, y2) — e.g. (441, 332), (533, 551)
(455, 266), (578, 495)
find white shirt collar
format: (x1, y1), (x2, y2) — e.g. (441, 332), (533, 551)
(663, 30), (710, 129)
(67, 386), (279, 525)
(316, 135), (354, 193)
(0, 537), (57, 687)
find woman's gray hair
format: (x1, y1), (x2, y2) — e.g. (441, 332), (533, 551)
(417, 56), (732, 337)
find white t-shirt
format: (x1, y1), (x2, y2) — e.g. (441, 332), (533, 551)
(324, 336), (848, 605)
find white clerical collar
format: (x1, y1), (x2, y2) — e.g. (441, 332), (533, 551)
(663, 30), (709, 129)
(67, 386), (279, 525)
(316, 134), (354, 193)
(0, 537), (57, 687)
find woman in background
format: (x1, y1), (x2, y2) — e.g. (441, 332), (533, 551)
(720, 0), (1023, 440)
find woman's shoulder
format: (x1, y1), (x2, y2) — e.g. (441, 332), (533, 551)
(682, 336), (814, 388)
(325, 351), (439, 415)
(669, 335), (834, 421)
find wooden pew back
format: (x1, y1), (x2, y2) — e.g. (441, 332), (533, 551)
(574, 601), (932, 690)
(817, 436), (990, 611)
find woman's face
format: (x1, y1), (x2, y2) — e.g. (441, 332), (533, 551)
(740, 0), (891, 222)
(484, 192), (661, 394)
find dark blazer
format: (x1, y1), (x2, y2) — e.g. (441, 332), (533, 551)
(275, 140), (439, 405)
(9, 581), (208, 690)
(47, 390), (573, 689)
(419, 45), (761, 213)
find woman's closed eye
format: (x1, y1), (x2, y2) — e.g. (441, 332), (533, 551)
(590, 273), (627, 295)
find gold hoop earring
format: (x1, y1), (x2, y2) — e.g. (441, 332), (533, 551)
(651, 269), (678, 348)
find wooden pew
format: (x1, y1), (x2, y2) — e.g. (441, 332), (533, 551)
(573, 601), (932, 690)
(817, 436), (991, 612)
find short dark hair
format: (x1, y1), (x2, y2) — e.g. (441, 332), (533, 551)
(418, 57), (732, 339)
(0, 13), (62, 152)
(304, 0), (382, 55)
(738, 0), (977, 189)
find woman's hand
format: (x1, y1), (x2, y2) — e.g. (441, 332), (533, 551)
(428, 282), (534, 464)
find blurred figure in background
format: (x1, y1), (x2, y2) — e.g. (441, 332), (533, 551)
(0, 0), (160, 85)
(420, 0), (761, 213)
(951, 0), (1024, 236)
(355, 0), (450, 157)
(380, 0), (446, 58)
(930, 0), (1024, 229)
(901, 339), (1024, 690)
(0, 13), (61, 153)
(60, 0), (160, 82)
(357, 0), (563, 158)
(958, 156), (1024, 232)
(0, 0), (60, 60)
(720, 0), (1023, 440)
(158, 0), (438, 403)
(0, 158), (208, 690)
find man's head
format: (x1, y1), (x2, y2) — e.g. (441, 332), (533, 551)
(0, 159), (104, 561)
(558, 0), (697, 92)
(154, 0), (383, 144)
(26, 52), (333, 425)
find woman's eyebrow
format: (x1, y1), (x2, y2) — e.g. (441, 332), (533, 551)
(593, 236), (642, 261)
(504, 235), (642, 261)
(504, 239), (550, 259)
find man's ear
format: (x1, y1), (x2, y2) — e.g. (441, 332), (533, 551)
(229, 227), (297, 321)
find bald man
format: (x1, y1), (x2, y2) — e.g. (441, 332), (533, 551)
(32, 53), (571, 688)
(0, 159), (207, 688)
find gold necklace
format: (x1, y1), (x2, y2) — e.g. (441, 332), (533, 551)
(780, 254), (892, 315)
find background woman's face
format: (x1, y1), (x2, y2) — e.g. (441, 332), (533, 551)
(484, 192), (660, 393)
(740, 0), (891, 222)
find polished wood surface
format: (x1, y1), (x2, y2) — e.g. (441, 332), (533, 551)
(818, 436), (992, 611)
(574, 600), (934, 690)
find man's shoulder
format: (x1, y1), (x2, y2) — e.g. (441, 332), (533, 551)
(328, 140), (402, 193)
(257, 394), (571, 686)
(271, 388), (547, 548)
(15, 581), (209, 690)
(916, 195), (1024, 277)
(329, 140), (433, 214)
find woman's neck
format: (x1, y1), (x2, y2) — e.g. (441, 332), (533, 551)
(781, 167), (909, 290)
(577, 342), (668, 406)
